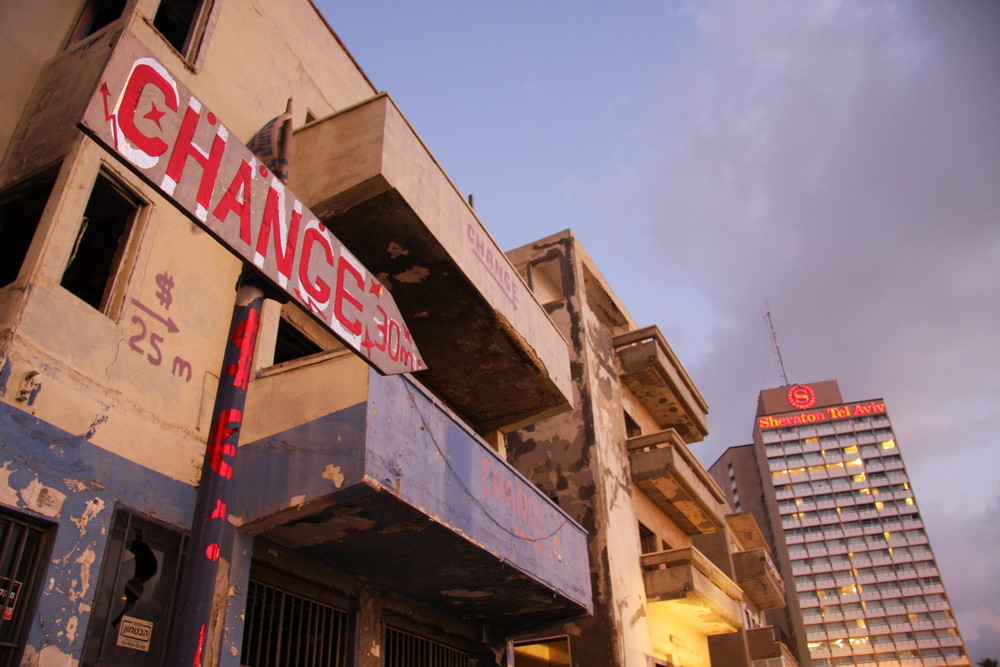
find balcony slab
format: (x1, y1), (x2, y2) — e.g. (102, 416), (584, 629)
(233, 354), (591, 626)
(289, 95), (572, 431)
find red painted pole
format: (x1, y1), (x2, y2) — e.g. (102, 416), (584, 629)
(166, 274), (265, 666)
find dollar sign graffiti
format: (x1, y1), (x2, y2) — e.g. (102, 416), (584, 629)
(155, 272), (175, 310)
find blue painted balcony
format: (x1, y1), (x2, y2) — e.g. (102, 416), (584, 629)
(234, 352), (592, 628)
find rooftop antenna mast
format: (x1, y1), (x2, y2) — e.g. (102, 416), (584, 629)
(764, 303), (790, 386)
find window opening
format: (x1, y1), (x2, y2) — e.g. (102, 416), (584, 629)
(240, 578), (350, 667)
(623, 411), (641, 438)
(384, 626), (470, 667)
(638, 522), (660, 554)
(72, 0), (127, 41)
(153, 0), (211, 57)
(61, 172), (141, 315)
(273, 317), (324, 365)
(0, 510), (53, 667)
(513, 636), (571, 667)
(0, 169), (58, 288)
(81, 507), (186, 666)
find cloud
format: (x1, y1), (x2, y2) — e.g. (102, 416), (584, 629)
(595, 0), (1000, 659)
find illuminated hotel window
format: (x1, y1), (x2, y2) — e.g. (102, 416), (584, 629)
(880, 439), (896, 449)
(853, 473), (866, 482)
(843, 445), (859, 454)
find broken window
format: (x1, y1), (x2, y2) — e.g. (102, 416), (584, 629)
(71, 0), (127, 42)
(60, 171), (142, 316)
(152, 0), (212, 58)
(0, 169), (58, 288)
(81, 507), (186, 667)
(0, 509), (54, 667)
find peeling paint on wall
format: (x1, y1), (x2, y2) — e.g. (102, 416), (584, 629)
(20, 477), (66, 517)
(69, 497), (105, 536)
(322, 464), (345, 487)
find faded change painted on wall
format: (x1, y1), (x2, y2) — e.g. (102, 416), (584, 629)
(79, 32), (423, 375)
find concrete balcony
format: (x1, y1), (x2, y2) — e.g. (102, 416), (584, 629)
(641, 546), (742, 636)
(627, 429), (726, 535)
(748, 626), (800, 667)
(289, 94), (572, 432)
(613, 326), (709, 443)
(734, 548), (787, 610)
(233, 353), (591, 628)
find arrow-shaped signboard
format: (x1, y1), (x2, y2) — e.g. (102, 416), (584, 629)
(79, 33), (423, 375)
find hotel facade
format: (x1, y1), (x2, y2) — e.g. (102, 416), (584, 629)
(710, 380), (970, 667)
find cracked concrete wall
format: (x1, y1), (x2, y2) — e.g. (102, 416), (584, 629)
(507, 232), (653, 666)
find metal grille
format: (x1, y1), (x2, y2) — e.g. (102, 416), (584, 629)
(384, 626), (470, 667)
(241, 579), (350, 667)
(0, 513), (49, 667)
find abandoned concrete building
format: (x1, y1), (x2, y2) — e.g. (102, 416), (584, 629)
(0, 2), (799, 666)
(0, 1), (590, 665)
(504, 231), (798, 667)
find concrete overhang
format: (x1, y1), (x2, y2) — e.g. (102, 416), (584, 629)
(642, 546), (743, 636)
(288, 94), (573, 431)
(628, 429), (726, 535)
(235, 353), (592, 628)
(733, 547), (787, 611)
(613, 326), (708, 443)
(727, 512), (770, 550)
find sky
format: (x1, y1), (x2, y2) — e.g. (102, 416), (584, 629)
(316, 1), (1000, 660)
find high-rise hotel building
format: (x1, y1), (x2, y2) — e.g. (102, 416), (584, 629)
(709, 380), (970, 667)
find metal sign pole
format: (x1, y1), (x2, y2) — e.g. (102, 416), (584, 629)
(166, 272), (265, 667)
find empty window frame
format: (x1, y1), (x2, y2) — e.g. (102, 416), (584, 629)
(240, 578), (351, 667)
(61, 171), (143, 316)
(638, 522), (661, 555)
(0, 169), (58, 288)
(80, 507), (186, 667)
(270, 302), (343, 366)
(624, 411), (642, 438)
(152, 0), (212, 59)
(0, 510), (53, 667)
(272, 317), (324, 365)
(71, 0), (128, 42)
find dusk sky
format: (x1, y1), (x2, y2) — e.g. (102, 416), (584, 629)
(317, 1), (1000, 659)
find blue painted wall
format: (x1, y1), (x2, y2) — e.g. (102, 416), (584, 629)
(0, 400), (194, 662)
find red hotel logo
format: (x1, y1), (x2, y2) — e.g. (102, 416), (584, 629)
(787, 384), (817, 410)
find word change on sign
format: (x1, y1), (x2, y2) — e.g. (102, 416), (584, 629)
(78, 33), (422, 375)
